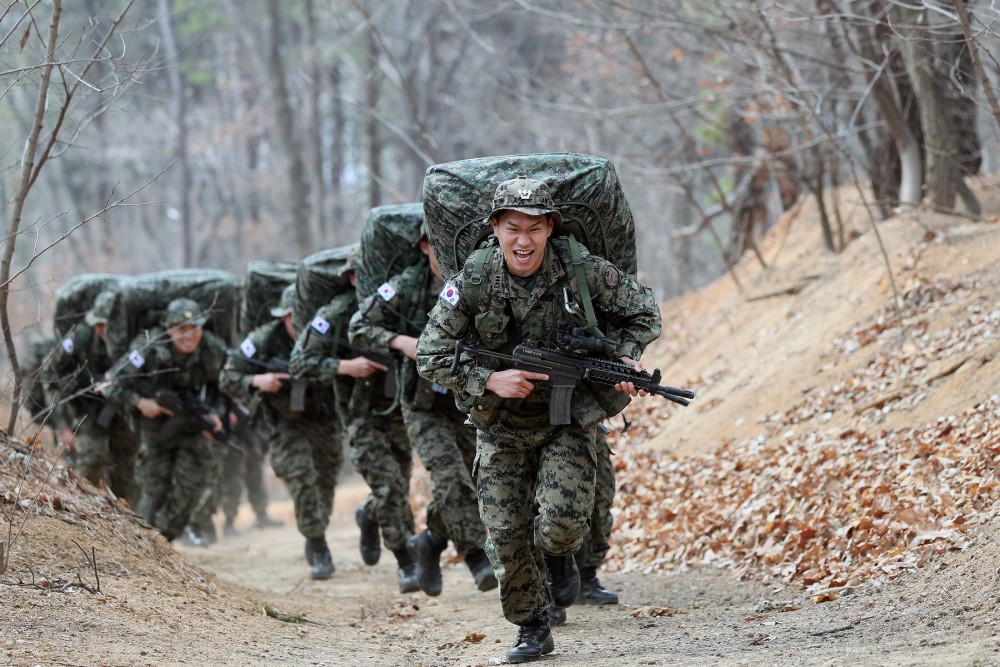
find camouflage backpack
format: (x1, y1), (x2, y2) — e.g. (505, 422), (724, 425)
(292, 245), (355, 332)
(240, 260), (299, 333)
(22, 334), (57, 424)
(52, 274), (125, 338)
(355, 203), (425, 300)
(109, 269), (243, 357)
(422, 153), (637, 280)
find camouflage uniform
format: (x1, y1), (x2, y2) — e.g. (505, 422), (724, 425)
(349, 260), (487, 563)
(417, 235), (661, 626)
(44, 292), (139, 504)
(290, 292), (415, 554)
(104, 301), (228, 541)
(219, 312), (341, 542)
(217, 417), (273, 529)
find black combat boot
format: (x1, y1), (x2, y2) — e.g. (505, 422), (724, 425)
(507, 617), (554, 664)
(546, 602), (567, 627)
(577, 566), (619, 605)
(406, 530), (447, 596)
(306, 536), (334, 580)
(355, 503), (381, 566)
(464, 548), (498, 592)
(182, 524), (209, 548)
(223, 515), (239, 538)
(543, 552), (580, 608)
(393, 548), (420, 594)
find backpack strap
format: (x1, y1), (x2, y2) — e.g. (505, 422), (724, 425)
(560, 234), (600, 336)
(465, 243), (494, 315)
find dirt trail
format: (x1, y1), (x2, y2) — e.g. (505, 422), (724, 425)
(4, 180), (1000, 665)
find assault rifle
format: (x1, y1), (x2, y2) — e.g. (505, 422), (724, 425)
(225, 350), (305, 412)
(308, 330), (398, 400)
(153, 389), (245, 453)
(452, 341), (695, 426)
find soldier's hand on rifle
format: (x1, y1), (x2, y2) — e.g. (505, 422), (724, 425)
(252, 372), (289, 394)
(58, 427), (76, 452)
(389, 335), (419, 361)
(485, 369), (549, 399)
(202, 411), (224, 440)
(136, 397), (174, 419)
(614, 357), (648, 397)
(338, 356), (389, 378)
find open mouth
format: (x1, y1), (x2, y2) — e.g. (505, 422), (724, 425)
(513, 249), (533, 262)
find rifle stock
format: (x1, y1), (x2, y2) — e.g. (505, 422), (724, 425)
(454, 341), (695, 425)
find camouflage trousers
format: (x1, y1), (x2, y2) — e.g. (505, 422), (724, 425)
(66, 412), (139, 506)
(345, 409), (414, 552)
(135, 427), (221, 541)
(219, 438), (270, 521)
(579, 429), (614, 570)
(477, 425), (597, 626)
(401, 397), (484, 555)
(268, 417), (343, 539)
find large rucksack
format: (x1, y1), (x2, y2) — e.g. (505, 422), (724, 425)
(240, 260), (299, 333)
(355, 203), (425, 299)
(422, 153), (637, 280)
(52, 273), (125, 338)
(292, 245), (355, 332)
(108, 268), (243, 357)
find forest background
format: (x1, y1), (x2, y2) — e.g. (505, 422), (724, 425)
(3, 0), (1000, 406)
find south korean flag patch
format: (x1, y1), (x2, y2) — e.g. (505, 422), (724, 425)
(240, 337), (257, 358)
(377, 282), (396, 302)
(128, 349), (145, 368)
(61, 337), (74, 355)
(311, 315), (331, 334)
(439, 281), (460, 309)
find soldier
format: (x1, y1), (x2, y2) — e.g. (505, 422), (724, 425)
(218, 413), (284, 537)
(575, 427), (620, 605)
(289, 249), (420, 593)
(44, 291), (140, 504)
(416, 177), (661, 663)
(219, 285), (340, 579)
(348, 225), (496, 597)
(103, 298), (228, 542)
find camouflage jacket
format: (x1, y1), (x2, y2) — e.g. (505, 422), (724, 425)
(349, 260), (446, 410)
(416, 237), (662, 441)
(104, 327), (228, 419)
(289, 291), (387, 415)
(220, 319), (333, 421)
(42, 323), (115, 428)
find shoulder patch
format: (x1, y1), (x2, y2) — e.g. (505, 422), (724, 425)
(311, 315), (331, 334)
(603, 265), (621, 288)
(240, 337), (257, 358)
(377, 282), (396, 301)
(61, 337), (74, 355)
(439, 281), (460, 309)
(128, 349), (145, 368)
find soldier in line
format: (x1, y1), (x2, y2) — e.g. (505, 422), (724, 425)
(348, 225), (497, 598)
(218, 417), (284, 537)
(289, 250), (420, 593)
(416, 177), (661, 663)
(44, 291), (140, 504)
(103, 299), (228, 542)
(575, 427), (620, 605)
(219, 285), (340, 579)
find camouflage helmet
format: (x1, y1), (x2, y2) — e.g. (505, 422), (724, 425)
(489, 176), (562, 224)
(85, 290), (117, 326)
(162, 298), (209, 327)
(270, 284), (296, 318)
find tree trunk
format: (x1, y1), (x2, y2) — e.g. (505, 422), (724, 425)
(329, 62), (345, 244)
(266, 0), (311, 255)
(158, 0), (193, 266)
(304, 0), (325, 244)
(366, 25), (382, 210)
